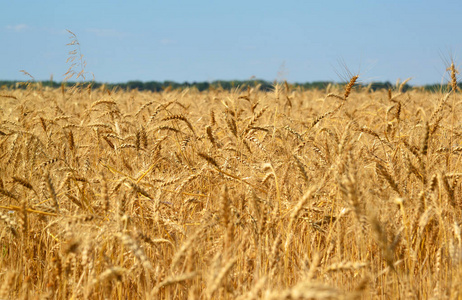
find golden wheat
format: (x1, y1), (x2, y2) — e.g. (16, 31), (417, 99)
(1, 71), (462, 299)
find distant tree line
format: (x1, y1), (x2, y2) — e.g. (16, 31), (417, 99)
(0, 79), (455, 92)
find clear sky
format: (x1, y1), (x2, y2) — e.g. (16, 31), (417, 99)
(1, 0), (461, 85)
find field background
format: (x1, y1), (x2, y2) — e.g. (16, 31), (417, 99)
(0, 77), (461, 299)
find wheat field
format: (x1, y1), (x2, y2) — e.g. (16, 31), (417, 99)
(0, 73), (461, 299)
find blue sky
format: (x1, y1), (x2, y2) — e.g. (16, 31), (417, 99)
(1, 0), (461, 85)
